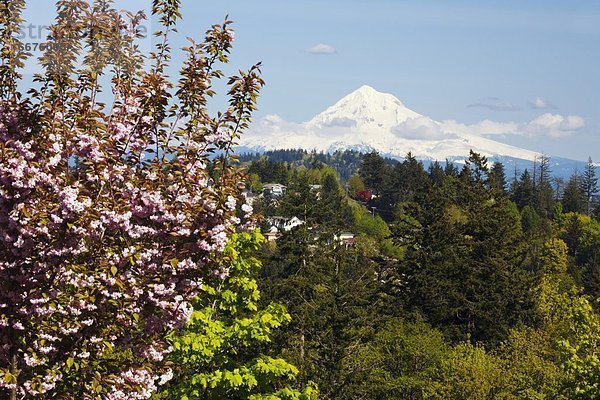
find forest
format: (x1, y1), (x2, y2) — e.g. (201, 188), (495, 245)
(243, 149), (600, 399)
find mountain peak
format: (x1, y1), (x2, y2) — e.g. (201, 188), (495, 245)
(350, 85), (400, 103)
(354, 84), (379, 94)
(309, 85), (421, 128)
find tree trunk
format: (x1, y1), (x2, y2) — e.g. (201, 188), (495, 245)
(299, 327), (305, 384)
(10, 351), (17, 400)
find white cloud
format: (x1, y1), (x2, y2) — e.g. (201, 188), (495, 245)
(440, 119), (519, 137)
(529, 96), (556, 110)
(467, 97), (520, 111)
(440, 113), (584, 138)
(526, 113), (584, 137)
(320, 117), (357, 128)
(306, 43), (337, 54)
(392, 116), (454, 140)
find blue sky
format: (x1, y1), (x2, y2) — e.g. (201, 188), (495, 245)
(22, 1), (600, 161)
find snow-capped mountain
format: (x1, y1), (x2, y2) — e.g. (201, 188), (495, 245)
(240, 85), (543, 162)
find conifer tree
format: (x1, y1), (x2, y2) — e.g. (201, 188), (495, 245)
(513, 169), (535, 209)
(359, 152), (388, 195)
(581, 157), (598, 215)
(398, 154), (533, 345)
(428, 161), (446, 186)
(534, 155), (554, 216)
(489, 161), (507, 195)
(562, 173), (584, 213)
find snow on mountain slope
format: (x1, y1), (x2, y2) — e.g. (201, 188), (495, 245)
(241, 85), (541, 162)
(308, 85), (421, 129)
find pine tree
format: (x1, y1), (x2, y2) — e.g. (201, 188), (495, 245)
(580, 157), (598, 215)
(398, 174), (533, 345)
(429, 161), (446, 186)
(317, 173), (353, 231)
(489, 161), (508, 195)
(535, 155), (554, 217)
(444, 160), (459, 177)
(513, 169), (535, 209)
(359, 152), (389, 195)
(260, 229), (381, 397)
(562, 173), (584, 214)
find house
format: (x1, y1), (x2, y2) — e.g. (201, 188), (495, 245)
(335, 232), (356, 247)
(264, 226), (281, 242)
(263, 183), (287, 197)
(263, 216), (305, 241)
(266, 216), (304, 232)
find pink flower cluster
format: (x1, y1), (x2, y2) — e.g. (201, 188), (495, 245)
(0, 95), (253, 396)
(0, 2), (263, 397)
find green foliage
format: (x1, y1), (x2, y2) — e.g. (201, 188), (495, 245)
(581, 157), (598, 215)
(240, 149), (375, 182)
(342, 318), (448, 400)
(513, 169), (535, 209)
(244, 150), (600, 399)
(260, 229), (381, 398)
(350, 201), (390, 240)
(555, 294), (600, 400)
(347, 175), (365, 196)
(556, 213), (600, 298)
(499, 327), (563, 399)
(163, 231), (316, 399)
(521, 205), (542, 235)
(399, 171), (533, 345)
(247, 158), (290, 184)
(359, 152), (389, 195)
(489, 161), (508, 194)
(562, 174), (584, 214)
(438, 342), (506, 400)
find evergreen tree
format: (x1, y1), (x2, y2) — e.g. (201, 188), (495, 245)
(513, 169), (535, 209)
(359, 152), (389, 195)
(462, 151), (489, 187)
(277, 172), (319, 224)
(444, 159), (459, 177)
(260, 230), (381, 398)
(317, 173), (353, 231)
(489, 161), (507, 195)
(341, 318), (449, 400)
(398, 169), (534, 345)
(376, 153), (429, 216)
(429, 161), (446, 186)
(562, 173), (584, 213)
(534, 155), (554, 217)
(521, 205), (542, 235)
(581, 157), (598, 215)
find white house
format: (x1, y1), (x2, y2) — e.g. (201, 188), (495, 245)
(335, 232), (356, 247)
(263, 183), (287, 197)
(263, 216), (305, 241)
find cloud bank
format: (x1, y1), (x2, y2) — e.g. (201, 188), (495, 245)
(441, 113), (584, 138)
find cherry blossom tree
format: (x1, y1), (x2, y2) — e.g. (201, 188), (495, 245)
(0, 0), (264, 398)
